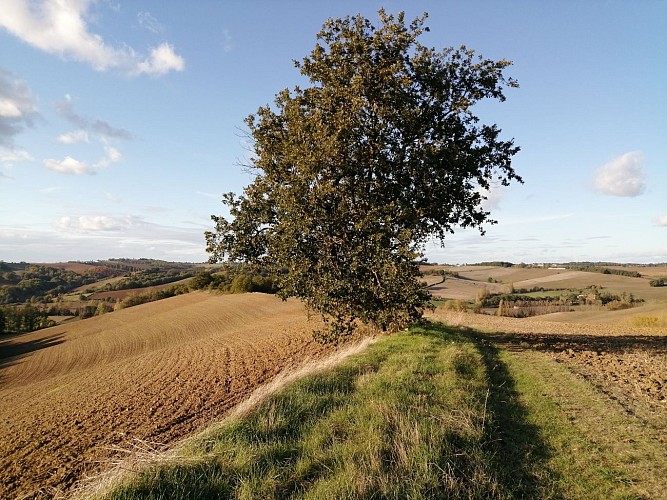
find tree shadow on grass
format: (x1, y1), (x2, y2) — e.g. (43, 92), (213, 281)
(476, 331), (667, 355)
(424, 322), (561, 498)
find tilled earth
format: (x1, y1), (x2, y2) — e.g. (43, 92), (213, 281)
(0, 293), (340, 499)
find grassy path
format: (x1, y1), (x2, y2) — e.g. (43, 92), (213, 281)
(97, 322), (666, 499)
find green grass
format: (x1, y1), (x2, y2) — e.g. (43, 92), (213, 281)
(100, 322), (656, 499)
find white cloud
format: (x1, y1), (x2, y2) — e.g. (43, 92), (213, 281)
(135, 43), (185, 76)
(44, 156), (93, 175)
(1, 147), (33, 164)
(656, 215), (667, 227)
(104, 144), (121, 162)
(93, 143), (122, 169)
(55, 215), (137, 232)
(57, 130), (89, 144)
(0, 1), (185, 76)
(593, 151), (646, 197)
(44, 142), (121, 174)
(477, 185), (504, 212)
(0, 68), (38, 148)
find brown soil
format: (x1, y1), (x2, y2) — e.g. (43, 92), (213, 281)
(0, 292), (340, 499)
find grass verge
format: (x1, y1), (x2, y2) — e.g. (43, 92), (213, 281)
(99, 322), (658, 499)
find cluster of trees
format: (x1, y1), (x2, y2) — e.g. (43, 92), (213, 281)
(0, 265), (100, 304)
(189, 270), (277, 294)
(480, 289), (640, 309)
(100, 268), (196, 291)
(495, 299), (570, 318)
(104, 258), (196, 273)
(649, 278), (666, 287)
(0, 306), (55, 334)
(564, 264), (642, 278)
(113, 284), (191, 310)
(472, 261), (514, 268)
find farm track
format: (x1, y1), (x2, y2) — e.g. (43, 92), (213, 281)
(0, 292), (337, 499)
(430, 310), (667, 427)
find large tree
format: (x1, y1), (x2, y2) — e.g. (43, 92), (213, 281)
(206, 11), (522, 341)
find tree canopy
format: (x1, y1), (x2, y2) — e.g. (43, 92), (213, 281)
(206, 10), (522, 341)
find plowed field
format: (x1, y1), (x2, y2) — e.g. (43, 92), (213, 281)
(0, 292), (338, 499)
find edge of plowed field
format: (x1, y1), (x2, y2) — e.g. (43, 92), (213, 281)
(0, 292), (366, 498)
(74, 335), (378, 499)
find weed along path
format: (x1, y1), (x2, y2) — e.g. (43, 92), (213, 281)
(0, 292), (341, 499)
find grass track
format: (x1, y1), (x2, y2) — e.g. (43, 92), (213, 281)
(99, 321), (666, 499)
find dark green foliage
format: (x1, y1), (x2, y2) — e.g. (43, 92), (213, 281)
(206, 10), (521, 341)
(0, 265), (99, 304)
(0, 305), (55, 334)
(0, 264), (130, 304)
(561, 263), (642, 278)
(473, 261), (514, 267)
(117, 284), (190, 310)
(189, 269), (278, 294)
(649, 278), (666, 287)
(103, 268), (196, 291)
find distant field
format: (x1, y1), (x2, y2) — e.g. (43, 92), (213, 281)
(0, 292), (345, 499)
(34, 262), (102, 274)
(423, 265), (667, 303)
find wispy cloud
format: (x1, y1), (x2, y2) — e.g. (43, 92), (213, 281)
(1, 220), (206, 262)
(196, 191), (220, 199)
(39, 186), (65, 194)
(55, 95), (132, 140)
(104, 191), (120, 202)
(656, 215), (667, 227)
(593, 151), (646, 197)
(137, 11), (164, 34)
(503, 213), (575, 226)
(0, 147), (33, 166)
(0, 0), (184, 76)
(222, 29), (234, 53)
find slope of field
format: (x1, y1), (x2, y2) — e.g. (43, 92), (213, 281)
(424, 266), (667, 303)
(0, 292), (341, 499)
(427, 276), (509, 299)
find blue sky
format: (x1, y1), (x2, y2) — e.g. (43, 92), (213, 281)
(1, 1), (665, 264)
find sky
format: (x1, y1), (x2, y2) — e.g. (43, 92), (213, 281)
(0, 1), (665, 265)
